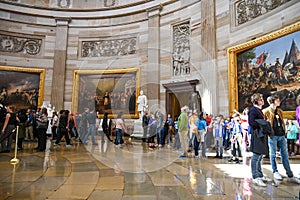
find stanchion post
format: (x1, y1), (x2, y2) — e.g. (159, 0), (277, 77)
(10, 126), (19, 164)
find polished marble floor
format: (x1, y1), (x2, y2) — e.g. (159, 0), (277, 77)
(0, 137), (300, 200)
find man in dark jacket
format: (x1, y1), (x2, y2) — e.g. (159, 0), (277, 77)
(142, 112), (149, 142)
(248, 93), (271, 187)
(102, 112), (112, 142)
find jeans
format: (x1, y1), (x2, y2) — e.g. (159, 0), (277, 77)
(173, 129), (181, 150)
(214, 136), (223, 155)
(1, 124), (15, 152)
(83, 124), (96, 144)
(157, 128), (164, 145)
(251, 152), (264, 179)
(115, 128), (124, 145)
(268, 136), (293, 177)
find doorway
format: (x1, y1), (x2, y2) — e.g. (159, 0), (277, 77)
(163, 80), (201, 118)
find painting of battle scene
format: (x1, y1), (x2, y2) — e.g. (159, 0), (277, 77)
(237, 30), (300, 112)
(0, 69), (40, 110)
(77, 71), (137, 117)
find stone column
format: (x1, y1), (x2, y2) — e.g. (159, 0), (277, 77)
(146, 5), (161, 111)
(201, 0), (217, 114)
(51, 17), (70, 111)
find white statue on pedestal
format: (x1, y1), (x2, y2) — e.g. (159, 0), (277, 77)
(137, 90), (147, 120)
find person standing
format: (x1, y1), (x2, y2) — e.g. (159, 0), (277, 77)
(248, 93), (270, 187)
(286, 119), (298, 156)
(148, 114), (157, 149)
(25, 108), (34, 141)
(35, 108), (48, 152)
(195, 112), (207, 158)
(178, 106), (189, 158)
(55, 110), (72, 147)
(102, 112), (112, 142)
(263, 95), (300, 183)
(142, 112), (149, 142)
(51, 111), (58, 141)
(79, 108), (89, 143)
(173, 115), (181, 151)
(296, 95), (300, 145)
(213, 115), (224, 159)
(83, 108), (97, 145)
(166, 114), (173, 145)
(115, 112), (127, 146)
(1, 106), (19, 153)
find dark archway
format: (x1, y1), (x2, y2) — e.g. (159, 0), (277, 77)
(163, 79), (201, 118)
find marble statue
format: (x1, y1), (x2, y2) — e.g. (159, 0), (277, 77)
(137, 90), (147, 119)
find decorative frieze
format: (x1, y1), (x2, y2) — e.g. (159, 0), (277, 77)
(235, 0), (292, 26)
(172, 22), (190, 76)
(0, 34), (42, 55)
(58, 0), (71, 8)
(81, 38), (136, 57)
(104, 0), (118, 7)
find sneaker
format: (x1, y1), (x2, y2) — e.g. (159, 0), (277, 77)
(179, 154), (188, 158)
(291, 152), (295, 156)
(253, 178), (267, 187)
(287, 177), (300, 184)
(54, 143), (61, 146)
(261, 176), (272, 182)
(274, 172), (282, 180)
(66, 144), (73, 147)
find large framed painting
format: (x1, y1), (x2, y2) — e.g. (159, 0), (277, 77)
(72, 68), (140, 119)
(228, 21), (300, 119)
(0, 66), (45, 110)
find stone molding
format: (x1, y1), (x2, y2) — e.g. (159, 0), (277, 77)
(0, 33), (42, 55)
(81, 38), (137, 57)
(233, 0), (292, 26)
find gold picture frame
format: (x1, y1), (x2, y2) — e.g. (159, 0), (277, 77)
(228, 21), (300, 119)
(0, 66), (45, 110)
(72, 68), (140, 119)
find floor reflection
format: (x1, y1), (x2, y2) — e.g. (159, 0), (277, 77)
(0, 136), (299, 199)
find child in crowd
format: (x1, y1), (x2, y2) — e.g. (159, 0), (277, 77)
(286, 119), (298, 156)
(228, 116), (242, 163)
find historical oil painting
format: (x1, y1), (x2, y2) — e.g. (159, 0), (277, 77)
(228, 22), (300, 118)
(72, 68), (140, 118)
(0, 66), (45, 110)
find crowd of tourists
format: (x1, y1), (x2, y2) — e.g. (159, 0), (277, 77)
(1, 93), (300, 186)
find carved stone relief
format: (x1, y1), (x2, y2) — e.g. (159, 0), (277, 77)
(58, 0), (71, 8)
(0, 34), (42, 55)
(81, 38), (136, 57)
(235, 0), (292, 26)
(172, 22), (190, 76)
(104, 0), (118, 7)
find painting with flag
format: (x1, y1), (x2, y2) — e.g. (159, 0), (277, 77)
(256, 51), (265, 66)
(234, 28), (300, 115)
